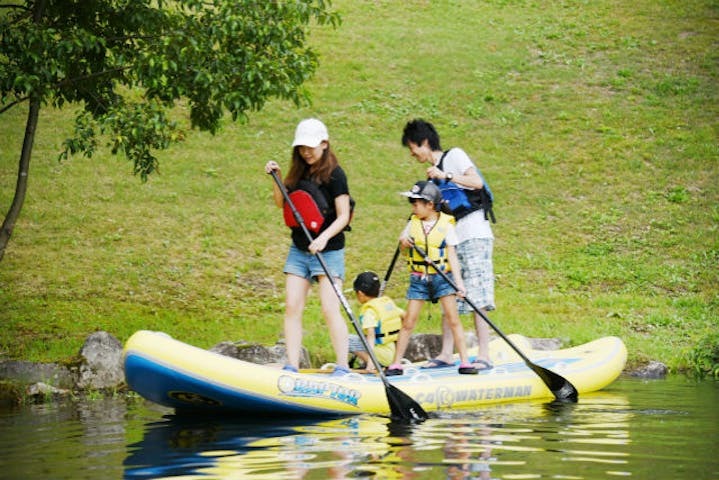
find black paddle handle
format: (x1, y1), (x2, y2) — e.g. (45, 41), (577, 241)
(379, 243), (401, 296)
(379, 215), (412, 296)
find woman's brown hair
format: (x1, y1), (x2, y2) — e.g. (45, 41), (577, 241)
(284, 143), (339, 187)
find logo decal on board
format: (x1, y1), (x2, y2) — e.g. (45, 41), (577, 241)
(414, 384), (533, 407)
(277, 375), (361, 407)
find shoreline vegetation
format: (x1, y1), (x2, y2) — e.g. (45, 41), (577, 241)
(1, 1), (717, 377)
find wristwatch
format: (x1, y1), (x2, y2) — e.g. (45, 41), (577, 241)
(446, 172), (453, 181)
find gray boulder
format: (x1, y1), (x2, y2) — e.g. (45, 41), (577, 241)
(75, 331), (125, 389)
(211, 340), (311, 368)
(403, 333), (443, 362)
(0, 331), (125, 398)
(26, 382), (70, 398)
(628, 360), (669, 379)
(0, 360), (75, 389)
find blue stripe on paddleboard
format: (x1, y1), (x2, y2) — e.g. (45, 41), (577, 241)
(125, 354), (352, 417)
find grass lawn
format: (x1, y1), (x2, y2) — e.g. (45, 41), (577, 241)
(1, 0), (717, 373)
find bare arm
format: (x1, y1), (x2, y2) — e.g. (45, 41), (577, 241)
(447, 245), (466, 297)
(451, 166), (485, 190)
(427, 164), (484, 190)
(309, 193), (350, 253)
(264, 161), (284, 208)
(364, 327), (377, 371)
(399, 221), (412, 248)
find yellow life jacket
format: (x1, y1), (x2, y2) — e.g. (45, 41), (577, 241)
(359, 296), (403, 345)
(407, 212), (454, 274)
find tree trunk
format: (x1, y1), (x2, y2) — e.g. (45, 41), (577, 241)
(0, 100), (39, 262)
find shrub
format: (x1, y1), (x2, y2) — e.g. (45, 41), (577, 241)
(686, 332), (719, 379)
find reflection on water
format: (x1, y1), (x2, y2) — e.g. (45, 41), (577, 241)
(0, 376), (718, 479)
(0, 397), (132, 479)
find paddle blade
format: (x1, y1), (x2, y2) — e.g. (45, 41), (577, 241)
(531, 364), (579, 402)
(386, 383), (428, 422)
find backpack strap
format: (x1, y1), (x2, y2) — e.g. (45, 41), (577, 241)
(437, 150), (450, 171)
(282, 178), (356, 234)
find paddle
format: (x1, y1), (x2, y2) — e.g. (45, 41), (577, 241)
(269, 170), (428, 421)
(410, 242), (579, 402)
(379, 216), (412, 296)
(379, 243), (401, 296)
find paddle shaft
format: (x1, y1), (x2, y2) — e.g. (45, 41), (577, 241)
(270, 170), (428, 420)
(410, 241), (578, 402)
(379, 216), (412, 296)
(379, 243), (401, 296)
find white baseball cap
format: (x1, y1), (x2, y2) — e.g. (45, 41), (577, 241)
(292, 118), (329, 148)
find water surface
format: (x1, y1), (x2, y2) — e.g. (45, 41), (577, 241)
(1, 376), (717, 479)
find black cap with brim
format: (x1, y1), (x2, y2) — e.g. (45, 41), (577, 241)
(399, 180), (442, 204)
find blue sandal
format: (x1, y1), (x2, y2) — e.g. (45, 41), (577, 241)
(420, 358), (454, 369)
(473, 359), (494, 371)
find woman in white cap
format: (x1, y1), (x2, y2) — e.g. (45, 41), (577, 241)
(264, 118), (351, 375)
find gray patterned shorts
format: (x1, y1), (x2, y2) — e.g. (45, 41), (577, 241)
(456, 237), (495, 314)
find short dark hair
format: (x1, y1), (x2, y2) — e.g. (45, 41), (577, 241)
(401, 119), (442, 150)
(353, 271), (380, 297)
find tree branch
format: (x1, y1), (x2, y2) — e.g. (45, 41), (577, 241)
(57, 65), (131, 89)
(0, 66), (131, 117)
(0, 96), (29, 115)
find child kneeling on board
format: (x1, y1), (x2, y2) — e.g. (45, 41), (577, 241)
(349, 271), (405, 372)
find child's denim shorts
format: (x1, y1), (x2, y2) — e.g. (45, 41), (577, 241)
(406, 272), (456, 301)
(284, 244), (345, 282)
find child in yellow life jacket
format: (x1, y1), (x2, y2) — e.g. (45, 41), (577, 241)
(385, 181), (478, 376)
(348, 271), (405, 372)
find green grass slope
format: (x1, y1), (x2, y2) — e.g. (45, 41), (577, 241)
(1, 0), (717, 372)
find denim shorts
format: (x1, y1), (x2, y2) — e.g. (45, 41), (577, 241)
(283, 244), (345, 282)
(406, 272), (457, 302)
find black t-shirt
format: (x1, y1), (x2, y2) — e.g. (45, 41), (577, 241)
(291, 165), (350, 252)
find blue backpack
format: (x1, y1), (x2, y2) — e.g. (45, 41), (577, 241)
(435, 150), (496, 223)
